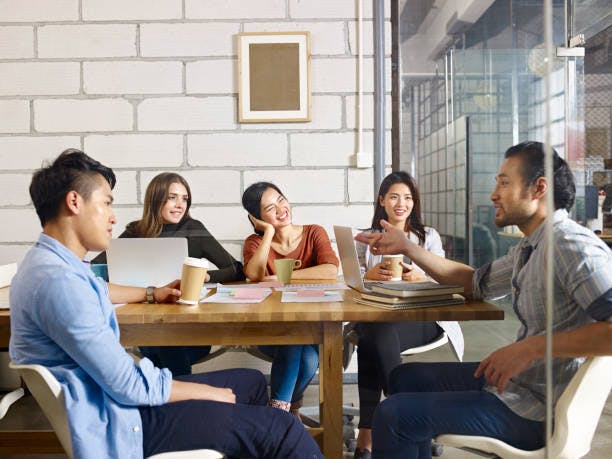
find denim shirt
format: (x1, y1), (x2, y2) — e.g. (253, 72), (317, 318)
(472, 210), (612, 421)
(9, 233), (173, 459)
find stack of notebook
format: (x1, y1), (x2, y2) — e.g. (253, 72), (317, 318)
(355, 281), (465, 310)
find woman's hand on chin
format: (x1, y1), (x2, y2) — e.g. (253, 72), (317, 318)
(248, 214), (275, 235)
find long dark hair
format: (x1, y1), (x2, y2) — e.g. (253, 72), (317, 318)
(242, 181), (286, 236)
(371, 171), (426, 246)
(127, 172), (192, 237)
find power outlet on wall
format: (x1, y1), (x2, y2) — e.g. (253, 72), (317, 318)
(353, 152), (373, 168)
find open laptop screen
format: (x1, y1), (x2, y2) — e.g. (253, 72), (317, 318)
(106, 238), (188, 287)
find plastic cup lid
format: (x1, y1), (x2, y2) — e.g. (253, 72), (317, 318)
(183, 257), (208, 268)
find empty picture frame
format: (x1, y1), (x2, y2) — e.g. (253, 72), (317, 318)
(238, 32), (311, 123)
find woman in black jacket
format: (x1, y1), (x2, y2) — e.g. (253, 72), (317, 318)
(94, 172), (245, 375)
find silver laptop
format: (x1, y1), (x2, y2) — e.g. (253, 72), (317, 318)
(107, 238), (188, 287)
(333, 225), (398, 293)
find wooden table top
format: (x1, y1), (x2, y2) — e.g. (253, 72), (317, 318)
(0, 285), (504, 327)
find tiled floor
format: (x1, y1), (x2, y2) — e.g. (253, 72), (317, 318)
(1, 303), (611, 458)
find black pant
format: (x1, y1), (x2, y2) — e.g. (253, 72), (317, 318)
(139, 368), (322, 459)
(356, 321), (442, 428)
(139, 345), (212, 376)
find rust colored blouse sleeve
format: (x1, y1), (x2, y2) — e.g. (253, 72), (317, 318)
(242, 234), (264, 273)
(309, 225), (340, 267)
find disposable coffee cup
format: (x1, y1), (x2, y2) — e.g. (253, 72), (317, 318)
(178, 257), (208, 305)
(383, 254), (404, 281)
(274, 258), (302, 284)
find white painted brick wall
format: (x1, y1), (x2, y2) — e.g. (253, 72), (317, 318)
(82, 0), (182, 21)
(35, 99), (133, 133)
(289, 0), (374, 19)
(243, 22), (346, 56)
(0, 209), (40, 242)
(186, 0), (285, 19)
(0, 137), (81, 170)
(348, 21), (392, 56)
(138, 96), (236, 131)
(84, 134), (183, 168)
(189, 206), (253, 241)
(241, 95), (342, 131)
(0, 63), (80, 96)
(243, 169), (345, 204)
(346, 94), (393, 130)
(188, 133), (287, 167)
(0, 0), (78, 22)
(0, 101), (30, 134)
(112, 171), (138, 205)
(348, 168), (375, 203)
(0, 27), (34, 59)
(140, 23), (240, 57)
(84, 62), (183, 95)
(141, 170), (241, 204)
(111, 207), (147, 238)
(0, 175), (32, 206)
(0, 2), (392, 264)
(186, 60), (235, 94)
(291, 132), (357, 167)
(38, 25), (137, 59)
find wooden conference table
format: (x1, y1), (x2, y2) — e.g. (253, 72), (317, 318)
(0, 285), (504, 458)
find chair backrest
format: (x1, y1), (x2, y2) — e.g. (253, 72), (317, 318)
(8, 362), (73, 458)
(551, 356), (612, 458)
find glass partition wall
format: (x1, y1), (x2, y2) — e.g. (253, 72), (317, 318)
(397, 0), (582, 266)
(394, 0), (609, 455)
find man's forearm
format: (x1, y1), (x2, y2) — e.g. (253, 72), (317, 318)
(404, 242), (476, 296)
(108, 283), (146, 304)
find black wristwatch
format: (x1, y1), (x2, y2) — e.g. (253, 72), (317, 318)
(145, 286), (156, 304)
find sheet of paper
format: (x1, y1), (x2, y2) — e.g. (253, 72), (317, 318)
(0, 300), (9, 309)
(233, 288), (266, 300)
(203, 289), (272, 304)
(281, 291), (343, 303)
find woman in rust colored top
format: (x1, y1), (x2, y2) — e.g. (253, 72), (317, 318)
(242, 182), (339, 415)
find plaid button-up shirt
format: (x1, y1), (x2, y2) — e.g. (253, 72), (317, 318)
(473, 209), (612, 421)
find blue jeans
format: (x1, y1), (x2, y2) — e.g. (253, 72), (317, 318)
(372, 362), (545, 459)
(139, 345), (211, 376)
(140, 369), (322, 458)
(259, 345), (319, 403)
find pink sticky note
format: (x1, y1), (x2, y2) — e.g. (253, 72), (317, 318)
(296, 289), (326, 297)
(233, 288), (265, 299)
(258, 281), (284, 288)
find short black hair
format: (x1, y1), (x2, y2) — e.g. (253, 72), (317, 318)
(241, 181), (285, 236)
(504, 141), (575, 211)
(30, 149), (116, 226)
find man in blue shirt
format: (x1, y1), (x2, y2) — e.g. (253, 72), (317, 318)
(356, 141), (612, 459)
(9, 149), (322, 459)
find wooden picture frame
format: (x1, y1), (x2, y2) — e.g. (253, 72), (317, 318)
(237, 32), (311, 123)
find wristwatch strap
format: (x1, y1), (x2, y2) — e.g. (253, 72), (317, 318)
(146, 286), (155, 303)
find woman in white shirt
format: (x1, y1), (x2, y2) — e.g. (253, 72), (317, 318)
(351, 171), (463, 459)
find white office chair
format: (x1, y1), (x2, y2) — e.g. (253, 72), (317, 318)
(435, 356), (612, 459)
(9, 362), (224, 459)
(0, 263), (25, 420)
(400, 332), (449, 356)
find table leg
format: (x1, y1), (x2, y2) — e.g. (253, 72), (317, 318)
(320, 322), (343, 458)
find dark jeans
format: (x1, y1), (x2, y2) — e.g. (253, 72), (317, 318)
(356, 321), (442, 428)
(139, 345), (211, 376)
(372, 362), (545, 459)
(139, 369), (322, 459)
